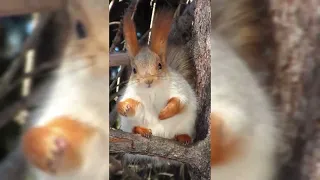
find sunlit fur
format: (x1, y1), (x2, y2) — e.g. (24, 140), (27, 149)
(27, 56), (109, 180)
(22, 0), (110, 178)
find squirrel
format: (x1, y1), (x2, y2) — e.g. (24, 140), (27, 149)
(210, 0), (279, 179)
(117, 7), (197, 145)
(20, 2), (109, 180)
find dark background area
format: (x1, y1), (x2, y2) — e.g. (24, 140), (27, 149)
(0, 14), (33, 162)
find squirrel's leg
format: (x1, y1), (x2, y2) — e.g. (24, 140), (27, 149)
(117, 98), (151, 138)
(132, 126), (152, 138)
(174, 134), (192, 145)
(22, 116), (96, 175)
(210, 113), (244, 166)
(158, 97), (184, 120)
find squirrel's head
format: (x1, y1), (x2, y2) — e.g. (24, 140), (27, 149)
(123, 9), (174, 88)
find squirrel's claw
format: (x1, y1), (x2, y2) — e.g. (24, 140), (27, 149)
(46, 137), (68, 174)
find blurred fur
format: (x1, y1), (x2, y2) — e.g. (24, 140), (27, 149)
(210, 0), (279, 179)
(22, 2), (109, 180)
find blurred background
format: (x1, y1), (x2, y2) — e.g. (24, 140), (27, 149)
(0, 13), (36, 162)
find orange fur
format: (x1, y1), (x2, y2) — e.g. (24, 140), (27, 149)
(22, 116), (96, 175)
(158, 97), (184, 120)
(132, 126), (152, 138)
(210, 113), (244, 166)
(122, 8), (140, 57)
(150, 9), (174, 63)
(117, 98), (140, 117)
(174, 134), (192, 145)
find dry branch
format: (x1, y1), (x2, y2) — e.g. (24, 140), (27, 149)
(0, 0), (65, 16)
(110, 129), (210, 179)
(109, 53), (130, 67)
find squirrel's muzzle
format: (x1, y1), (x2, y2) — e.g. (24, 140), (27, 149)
(144, 79), (154, 87)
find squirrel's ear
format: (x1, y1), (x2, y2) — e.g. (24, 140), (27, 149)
(149, 9), (174, 62)
(123, 11), (140, 58)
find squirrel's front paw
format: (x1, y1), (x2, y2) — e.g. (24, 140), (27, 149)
(22, 127), (81, 175)
(132, 126), (152, 138)
(22, 116), (95, 175)
(117, 98), (140, 117)
(159, 97), (183, 120)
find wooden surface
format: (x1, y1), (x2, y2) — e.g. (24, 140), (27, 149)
(0, 0), (65, 16)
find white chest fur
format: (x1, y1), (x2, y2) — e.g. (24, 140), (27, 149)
(120, 70), (197, 139)
(29, 59), (109, 180)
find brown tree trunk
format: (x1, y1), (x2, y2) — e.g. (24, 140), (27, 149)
(270, 0), (320, 180)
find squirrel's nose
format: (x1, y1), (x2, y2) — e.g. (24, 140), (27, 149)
(145, 79), (154, 86)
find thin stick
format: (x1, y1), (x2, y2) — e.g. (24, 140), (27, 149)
(147, 0), (157, 44)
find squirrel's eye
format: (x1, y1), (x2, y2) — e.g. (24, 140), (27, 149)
(158, 63), (162, 70)
(133, 68), (137, 74)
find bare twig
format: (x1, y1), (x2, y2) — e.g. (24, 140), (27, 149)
(110, 66), (126, 90)
(110, 21), (121, 26)
(0, 60), (60, 102)
(0, 0), (65, 16)
(110, 80), (128, 93)
(110, 53), (130, 67)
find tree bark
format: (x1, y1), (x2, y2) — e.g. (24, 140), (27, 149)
(270, 0), (320, 179)
(192, 0), (211, 142)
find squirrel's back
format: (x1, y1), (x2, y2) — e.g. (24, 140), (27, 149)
(211, 0), (275, 75)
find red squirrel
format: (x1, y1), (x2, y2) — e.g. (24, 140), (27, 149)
(210, 0), (279, 179)
(21, 1), (109, 179)
(117, 7), (197, 144)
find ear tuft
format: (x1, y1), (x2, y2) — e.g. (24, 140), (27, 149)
(149, 9), (175, 59)
(122, 4), (140, 58)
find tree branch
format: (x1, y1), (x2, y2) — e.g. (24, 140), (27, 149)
(109, 129), (210, 180)
(0, 0), (65, 16)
